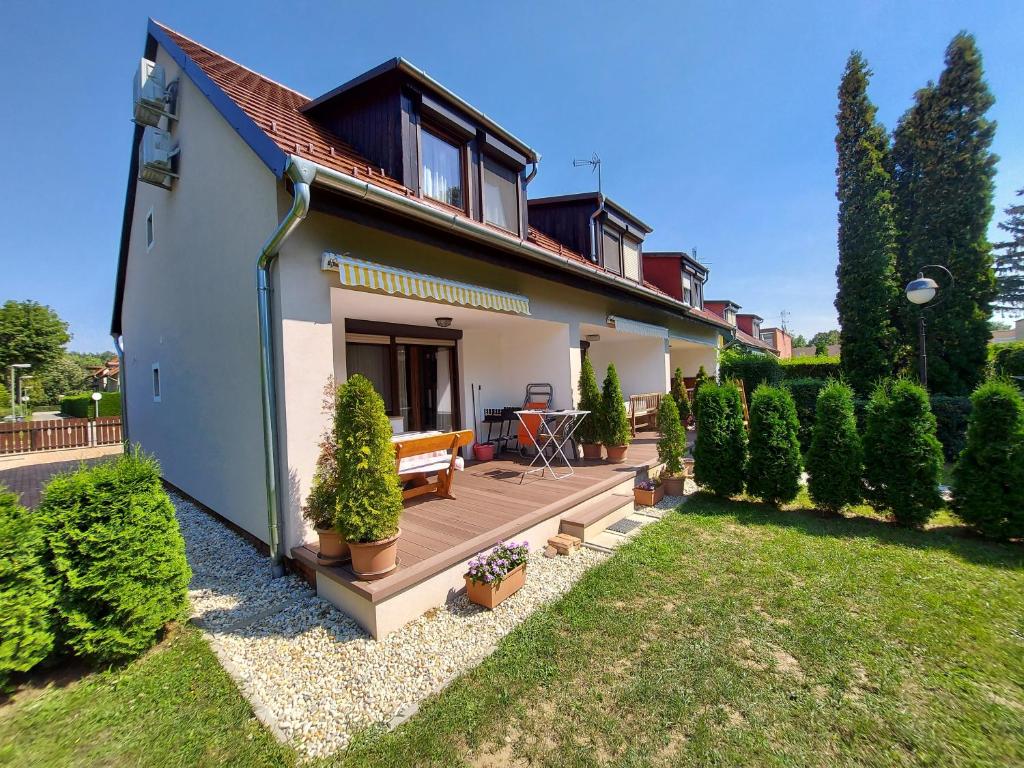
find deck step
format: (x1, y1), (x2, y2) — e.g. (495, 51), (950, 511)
(559, 492), (635, 542)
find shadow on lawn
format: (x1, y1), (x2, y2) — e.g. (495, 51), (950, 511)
(685, 491), (1024, 570)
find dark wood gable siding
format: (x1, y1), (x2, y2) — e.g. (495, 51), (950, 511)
(527, 199), (597, 259)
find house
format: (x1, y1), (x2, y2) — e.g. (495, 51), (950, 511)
(990, 319), (1024, 344)
(87, 357), (121, 392)
(759, 327), (792, 359)
(112, 20), (729, 637)
(704, 300), (777, 355)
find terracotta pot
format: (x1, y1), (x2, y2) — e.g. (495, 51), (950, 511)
(316, 526), (350, 564)
(662, 474), (685, 497)
(465, 563), (527, 609)
(473, 442), (495, 461)
(634, 484), (664, 507)
(605, 444), (628, 463)
(581, 443), (603, 460)
(683, 458), (695, 478)
(348, 529), (401, 581)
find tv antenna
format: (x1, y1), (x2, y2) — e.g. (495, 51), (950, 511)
(780, 309), (791, 333)
(572, 153), (602, 195)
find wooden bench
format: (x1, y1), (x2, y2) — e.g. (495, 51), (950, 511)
(393, 429), (475, 501)
(628, 393), (664, 436)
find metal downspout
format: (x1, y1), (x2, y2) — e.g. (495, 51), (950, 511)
(111, 333), (129, 445)
(523, 156), (540, 186)
(258, 157), (315, 576)
(588, 193), (605, 263)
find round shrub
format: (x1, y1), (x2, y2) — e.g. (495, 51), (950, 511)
(670, 367), (691, 424)
(576, 355), (602, 445)
(693, 382), (747, 497)
(334, 374), (403, 544)
(599, 364), (631, 447)
(863, 379), (943, 527)
(38, 451), (190, 665)
(1, 486), (55, 689)
(657, 395), (685, 476)
(745, 385), (802, 505)
(952, 379), (1024, 539)
(806, 381), (863, 512)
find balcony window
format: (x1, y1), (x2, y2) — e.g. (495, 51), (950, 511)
(421, 128), (463, 209)
(602, 228), (622, 275)
(483, 157), (519, 234)
(623, 237), (641, 281)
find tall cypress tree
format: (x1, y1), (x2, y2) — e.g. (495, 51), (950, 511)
(994, 188), (1024, 313)
(892, 33), (998, 394)
(835, 52), (900, 395)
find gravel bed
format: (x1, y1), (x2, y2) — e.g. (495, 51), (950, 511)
(174, 492), (608, 757)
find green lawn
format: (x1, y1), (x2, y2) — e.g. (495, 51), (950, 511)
(2, 495), (1021, 767)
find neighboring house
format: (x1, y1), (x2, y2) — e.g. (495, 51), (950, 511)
(759, 327), (792, 359)
(990, 319), (1024, 344)
(88, 357), (121, 392)
(704, 300), (777, 355)
(793, 344), (841, 358)
(112, 21), (729, 635)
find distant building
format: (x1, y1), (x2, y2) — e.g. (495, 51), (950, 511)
(990, 319), (1024, 344)
(792, 344), (840, 358)
(759, 327), (792, 359)
(88, 357), (120, 392)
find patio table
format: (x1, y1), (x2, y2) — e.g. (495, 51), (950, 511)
(515, 409), (590, 481)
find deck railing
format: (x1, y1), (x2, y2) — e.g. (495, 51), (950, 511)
(0, 417), (123, 455)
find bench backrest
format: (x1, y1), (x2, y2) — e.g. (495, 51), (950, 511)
(394, 429), (474, 462)
(629, 392), (663, 414)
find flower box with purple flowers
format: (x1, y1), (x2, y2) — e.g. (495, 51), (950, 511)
(464, 541), (529, 609)
(634, 478), (664, 507)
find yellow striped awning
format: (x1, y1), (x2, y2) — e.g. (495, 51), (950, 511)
(606, 315), (668, 339)
(321, 252), (530, 315)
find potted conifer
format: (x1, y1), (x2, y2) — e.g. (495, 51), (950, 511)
(657, 395), (686, 496)
(600, 363), (631, 463)
(303, 438), (349, 564)
(670, 367), (692, 426)
(334, 375), (404, 580)
(577, 356), (603, 459)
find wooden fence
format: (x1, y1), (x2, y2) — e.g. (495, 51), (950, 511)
(0, 417), (123, 455)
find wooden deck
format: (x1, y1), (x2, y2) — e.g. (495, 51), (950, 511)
(293, 434), (660, 604)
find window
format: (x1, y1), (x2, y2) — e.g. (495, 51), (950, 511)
(151, 363), (161, 402)
(751, 321), (761, 337)
(725, 309), (736, 326)
(421, 128), (463, 208)
(682, 274), (693, 306)
(146, 208), (155, 250)
(622, 237), (641, 281)
(602, 228), (622, 275)
(482, 157), (519, 234)
(346, 343), (394, 414)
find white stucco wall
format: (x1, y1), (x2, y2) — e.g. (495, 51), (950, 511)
(120, 44), (279, 543)
(588, 337), (670, 397)
(670, 343), (719, 379)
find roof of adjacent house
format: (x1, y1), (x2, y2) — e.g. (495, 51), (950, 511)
(528, 192), (654, 234)
(112, 20), (724, 336)
(734, 328), (776, 352)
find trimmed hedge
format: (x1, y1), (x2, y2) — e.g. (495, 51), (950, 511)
(745, 385), (802, 505)
(60, 391), (121, 418)
(863, 379), (943, 528)
(719, 350), (782, 395)
(693, 382), (747, 497)
(952, 379), (1024, 540)
(806, 381), (863, 512)
(783, 378), (829, 454)
(1, 486), (56, 689)
(780, 356), (841, 380)
(993, 342), (1024, 385)
(334, 375), (404, 544)
(38, 451), (190, 664)
(930, 395), (972, 462)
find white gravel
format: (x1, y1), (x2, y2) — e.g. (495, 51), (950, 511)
(174, 493), (610, 758)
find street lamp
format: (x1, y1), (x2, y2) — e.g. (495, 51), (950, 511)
(8, 363), (30, 421)
(905, 265), (954, 389)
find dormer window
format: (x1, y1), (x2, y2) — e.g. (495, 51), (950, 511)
(725, 309), (736, 326)
(682, 274), (693, 306)
(482, 156), (519, 234)
(421, 128), (464, 209)
(602, 228), (622, 275)
(752, 320), (761, 336)
(622, 237), (641, 282)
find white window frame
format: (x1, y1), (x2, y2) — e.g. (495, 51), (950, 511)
(146, 207), (155, 251)
(151, 363), (161, 402)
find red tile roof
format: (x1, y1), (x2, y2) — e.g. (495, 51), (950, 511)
(151, 23), (727, 334)
(686, 306), (734, 330)
(735, 328), (776, 352)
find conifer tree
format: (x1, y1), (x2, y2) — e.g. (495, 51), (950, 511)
(892, 33), (998, 394)
(745, 385), (802, 505)
(576, 356), (603, 445)
(693, 382), (747, 497)
(834, 52), (900, 395)
(806, 381), (863, 512)
(670, 367), (691, 424)
(994, 188), (1024, 312)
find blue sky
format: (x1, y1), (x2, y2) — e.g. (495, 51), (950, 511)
(1, 1), (1021, 351)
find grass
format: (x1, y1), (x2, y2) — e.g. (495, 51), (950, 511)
(1, 496), (1021, 767)
(0, 625), (293, 767)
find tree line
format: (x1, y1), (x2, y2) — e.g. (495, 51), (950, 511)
(835, 33), (1020, 396)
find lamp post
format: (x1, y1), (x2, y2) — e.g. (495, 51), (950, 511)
(905, 265), (954, 389)
(8, 363), (30, 420)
